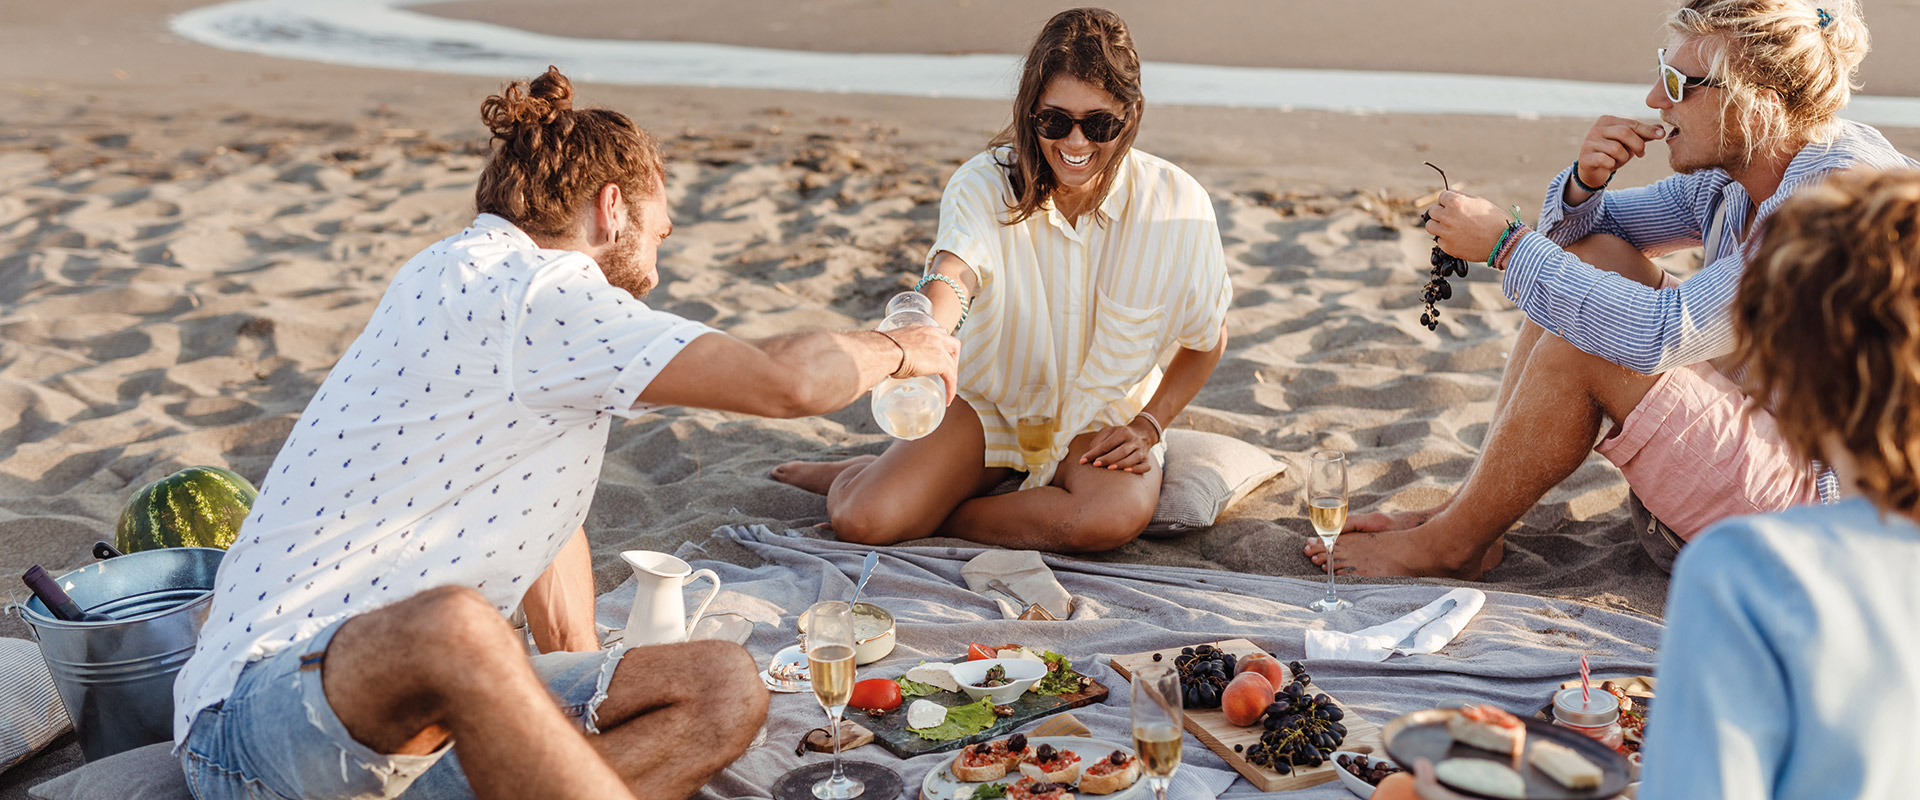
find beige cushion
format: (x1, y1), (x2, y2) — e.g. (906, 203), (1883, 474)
(26, 742), (190, 800)
(1, 637), (71, 776)
(1143, 429), (1285, 536)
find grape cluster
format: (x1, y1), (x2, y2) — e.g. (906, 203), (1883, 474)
(1172, 644), (1236, 709)
(1420, 219), (1468, 331)
(1337, 753), (1402, 786)
(1242, 662), (1348, 775)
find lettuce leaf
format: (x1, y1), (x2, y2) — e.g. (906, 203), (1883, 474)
(894, 675), (944, 697)
(1033, 651), (1086, 696)
(910, 697), (997, 740)
(970, 782), (1011, 800)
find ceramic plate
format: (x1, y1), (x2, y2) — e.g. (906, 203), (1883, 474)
(1382, 709), (1630, 800)
(919, 736), (1147, 800)
(762, 644), (810, 693)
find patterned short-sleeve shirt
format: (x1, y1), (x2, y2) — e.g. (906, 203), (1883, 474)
(172, 214), (715, 746)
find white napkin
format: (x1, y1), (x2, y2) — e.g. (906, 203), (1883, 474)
(1303, 588), (1486, 662)
(1169, 761), (1241, 800)
(960, 550), (1073, 620)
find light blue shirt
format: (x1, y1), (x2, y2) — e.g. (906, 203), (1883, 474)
(1641, 498), (1920, 799)
(1502, 120), (1916, 374)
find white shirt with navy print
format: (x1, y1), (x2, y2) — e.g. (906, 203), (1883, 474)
(173, 214), (715, 746)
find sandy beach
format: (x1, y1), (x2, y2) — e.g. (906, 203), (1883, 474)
(3, 0), (1918, 793)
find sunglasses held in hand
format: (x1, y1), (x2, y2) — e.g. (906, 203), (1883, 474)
(1032, 108), (1127, 143)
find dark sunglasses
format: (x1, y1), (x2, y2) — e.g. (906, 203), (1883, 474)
(1031, 108), (1127, 143)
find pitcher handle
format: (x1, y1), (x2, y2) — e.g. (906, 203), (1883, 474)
(682, 568), (721, 633)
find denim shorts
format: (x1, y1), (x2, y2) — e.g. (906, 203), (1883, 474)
(179, 615), (626, 800)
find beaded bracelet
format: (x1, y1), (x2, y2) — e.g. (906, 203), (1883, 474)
(1571, 164), (1612, 194)
(1494, 223), (1532, 271)
(1134, 410), (1165, 444)
(1488, 221), (1522, 270)
(913, 272), (971, 334)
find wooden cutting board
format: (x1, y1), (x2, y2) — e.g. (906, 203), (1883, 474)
(1109, 639), (1382, 792)
(856, 662), (1110, 759)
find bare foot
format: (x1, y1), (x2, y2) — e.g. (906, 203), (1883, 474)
(1301, 524), (1504, 579)
(769, 455), (875, 495)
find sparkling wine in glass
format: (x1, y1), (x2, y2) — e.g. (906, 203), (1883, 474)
(804, 602), (863, 799)
(1307, 449), (1352, 612)
(1014, 383), (1056, 472)
(1130, 663), (1183, 800)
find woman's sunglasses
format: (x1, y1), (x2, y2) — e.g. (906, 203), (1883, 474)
(1658, 48), (1723, 104)
(1031, 108), (1127, 143)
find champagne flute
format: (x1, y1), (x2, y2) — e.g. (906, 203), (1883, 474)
(1014, 383), (1057, 473)
(1307, 450), (1352, 612)
(803, 601), (863, 799)
(1131, 663), (1183, 800)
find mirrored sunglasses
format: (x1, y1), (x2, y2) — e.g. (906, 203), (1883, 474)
(1658, 47), (1723, 103)
(1031, 108), (1126, 143)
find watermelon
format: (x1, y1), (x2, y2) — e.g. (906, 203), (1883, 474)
(115, 466), (259, 553)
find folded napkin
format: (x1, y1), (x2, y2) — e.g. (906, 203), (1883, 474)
(961, 550), (1073, 620)
(1303, 588), (1486, 662)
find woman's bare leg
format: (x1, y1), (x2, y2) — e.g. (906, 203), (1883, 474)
(936, 430), (1163, 553)
(790, 401), (1013, 545)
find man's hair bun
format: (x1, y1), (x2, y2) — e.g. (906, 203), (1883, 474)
(481, 65), (575, 138)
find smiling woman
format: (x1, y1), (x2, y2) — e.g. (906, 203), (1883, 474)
(772, 8), (1234, 554)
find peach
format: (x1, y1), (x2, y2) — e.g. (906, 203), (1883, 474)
(1236, 653), (1288, 688)
(1221, 672), (1275, 726)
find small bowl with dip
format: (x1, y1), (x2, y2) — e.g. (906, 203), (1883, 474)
(949, 657), (1047, 705)
(798, 601), (896, 665)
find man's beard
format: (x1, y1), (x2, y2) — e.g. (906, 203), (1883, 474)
(599, 230), (656, 299)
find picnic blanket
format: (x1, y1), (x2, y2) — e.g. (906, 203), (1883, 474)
(596, 526), (1665, 800)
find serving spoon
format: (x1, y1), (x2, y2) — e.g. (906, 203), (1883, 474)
(848, 551), (879, 608)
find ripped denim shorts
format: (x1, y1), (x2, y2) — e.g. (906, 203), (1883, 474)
(179, 615), (626, 800)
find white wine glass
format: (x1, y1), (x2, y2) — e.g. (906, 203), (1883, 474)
(803, 601), (862, 799)
(1307, 450), (1352, 612)
(1014, 383), (1056, 473)
(1130, 663), (1183, 800)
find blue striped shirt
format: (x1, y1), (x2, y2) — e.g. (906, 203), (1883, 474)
(1502, 120), (1916, 375)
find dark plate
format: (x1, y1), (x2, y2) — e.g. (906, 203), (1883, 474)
(1382, 708), (1630, 800)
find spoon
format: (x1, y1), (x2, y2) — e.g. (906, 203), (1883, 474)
(848, 551), (879, 608)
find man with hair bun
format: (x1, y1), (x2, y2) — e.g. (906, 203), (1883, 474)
(170, 66), (957, 800)
(1313, 0), (1917, 578)
(1383, 167), (1920, 799)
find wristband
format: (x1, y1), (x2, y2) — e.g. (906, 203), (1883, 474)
(1494, 224), (1531, 271)
(1570, 164), (1612, 194)
(1488, 221), (1521, 270)
(913, 272), (971, 334)
(875, 330), (908, 378)
(1134, 410), (1165, 444)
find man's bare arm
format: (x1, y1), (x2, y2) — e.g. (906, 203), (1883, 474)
(639, 325), (957, 418)
(523, 527), (598, 653)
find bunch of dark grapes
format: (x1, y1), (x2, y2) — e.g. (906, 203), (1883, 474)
(1172, 644), (1236, 709)
(1337, 753), (1402, 786)
(1416, 162), (1468, 332)
(1420, 222), (1468, 331)
(1242, 661), (1348, 774)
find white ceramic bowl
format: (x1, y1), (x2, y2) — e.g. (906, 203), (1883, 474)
(948, 657), (1048, 704)
(797, 602), (896, 665)
(1331, 751), (1400, 799)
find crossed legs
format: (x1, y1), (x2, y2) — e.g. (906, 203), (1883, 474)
(772, 400), (1161, 553)
(1303, 234), (1667, 578)
(324, 585), (765, 800)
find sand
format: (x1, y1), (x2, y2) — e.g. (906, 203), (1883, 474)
(3, 0), (1918, 793)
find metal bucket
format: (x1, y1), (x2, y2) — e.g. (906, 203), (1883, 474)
(18, 547), (222, 761)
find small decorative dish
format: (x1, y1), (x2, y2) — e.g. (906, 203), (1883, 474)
(1331, 750), (1402, 799)
(947, 657), (1047, 705)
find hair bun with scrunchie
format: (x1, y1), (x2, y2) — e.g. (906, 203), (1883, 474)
(480, 65), (574, 139)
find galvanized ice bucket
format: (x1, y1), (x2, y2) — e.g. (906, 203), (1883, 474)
(18, 546), (221, 761)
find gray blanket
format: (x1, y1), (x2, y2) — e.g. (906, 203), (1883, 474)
(596, 527), (1664, 799)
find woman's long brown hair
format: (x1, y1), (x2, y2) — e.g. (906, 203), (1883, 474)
(989, 8), (1143, 226)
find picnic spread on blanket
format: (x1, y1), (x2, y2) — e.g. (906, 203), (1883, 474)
(585, 526), (1663, 800)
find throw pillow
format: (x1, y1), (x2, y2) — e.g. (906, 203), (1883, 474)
(1, 637), (71, 776)
(1144, 429), (1285, 536)
(27, 741), (190, 800)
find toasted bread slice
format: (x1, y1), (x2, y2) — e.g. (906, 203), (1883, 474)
(1077, 751), (1140, 795)
(1007, 776), (1075, 800)
(1018, 743), (1083, 784)
(952, 741), (1010, 782)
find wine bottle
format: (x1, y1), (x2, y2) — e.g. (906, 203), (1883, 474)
(22, 566), (113, 622)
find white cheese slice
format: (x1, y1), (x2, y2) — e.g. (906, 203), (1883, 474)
(907, 699), (948, 730)
(904, 662), (961, 692)
(997, 647), (1045, 663)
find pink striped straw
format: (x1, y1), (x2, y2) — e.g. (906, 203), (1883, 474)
(1579, 655), (1591, 705)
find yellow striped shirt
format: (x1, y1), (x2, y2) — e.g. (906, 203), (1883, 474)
(929, 147), (1231, 488)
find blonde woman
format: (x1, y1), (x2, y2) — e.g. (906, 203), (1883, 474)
(775, 8), (1231, 552)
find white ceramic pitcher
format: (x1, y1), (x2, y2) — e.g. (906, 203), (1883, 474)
(616, 551), (720, 646)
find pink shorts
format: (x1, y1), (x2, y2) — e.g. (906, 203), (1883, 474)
(1595, 360), (1818, 540)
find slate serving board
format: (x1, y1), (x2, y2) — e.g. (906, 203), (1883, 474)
(856, 660), (1109, 759)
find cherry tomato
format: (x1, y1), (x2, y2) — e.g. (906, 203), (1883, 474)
(849, 678), (902, 711)
(967, 642), (998, 661)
